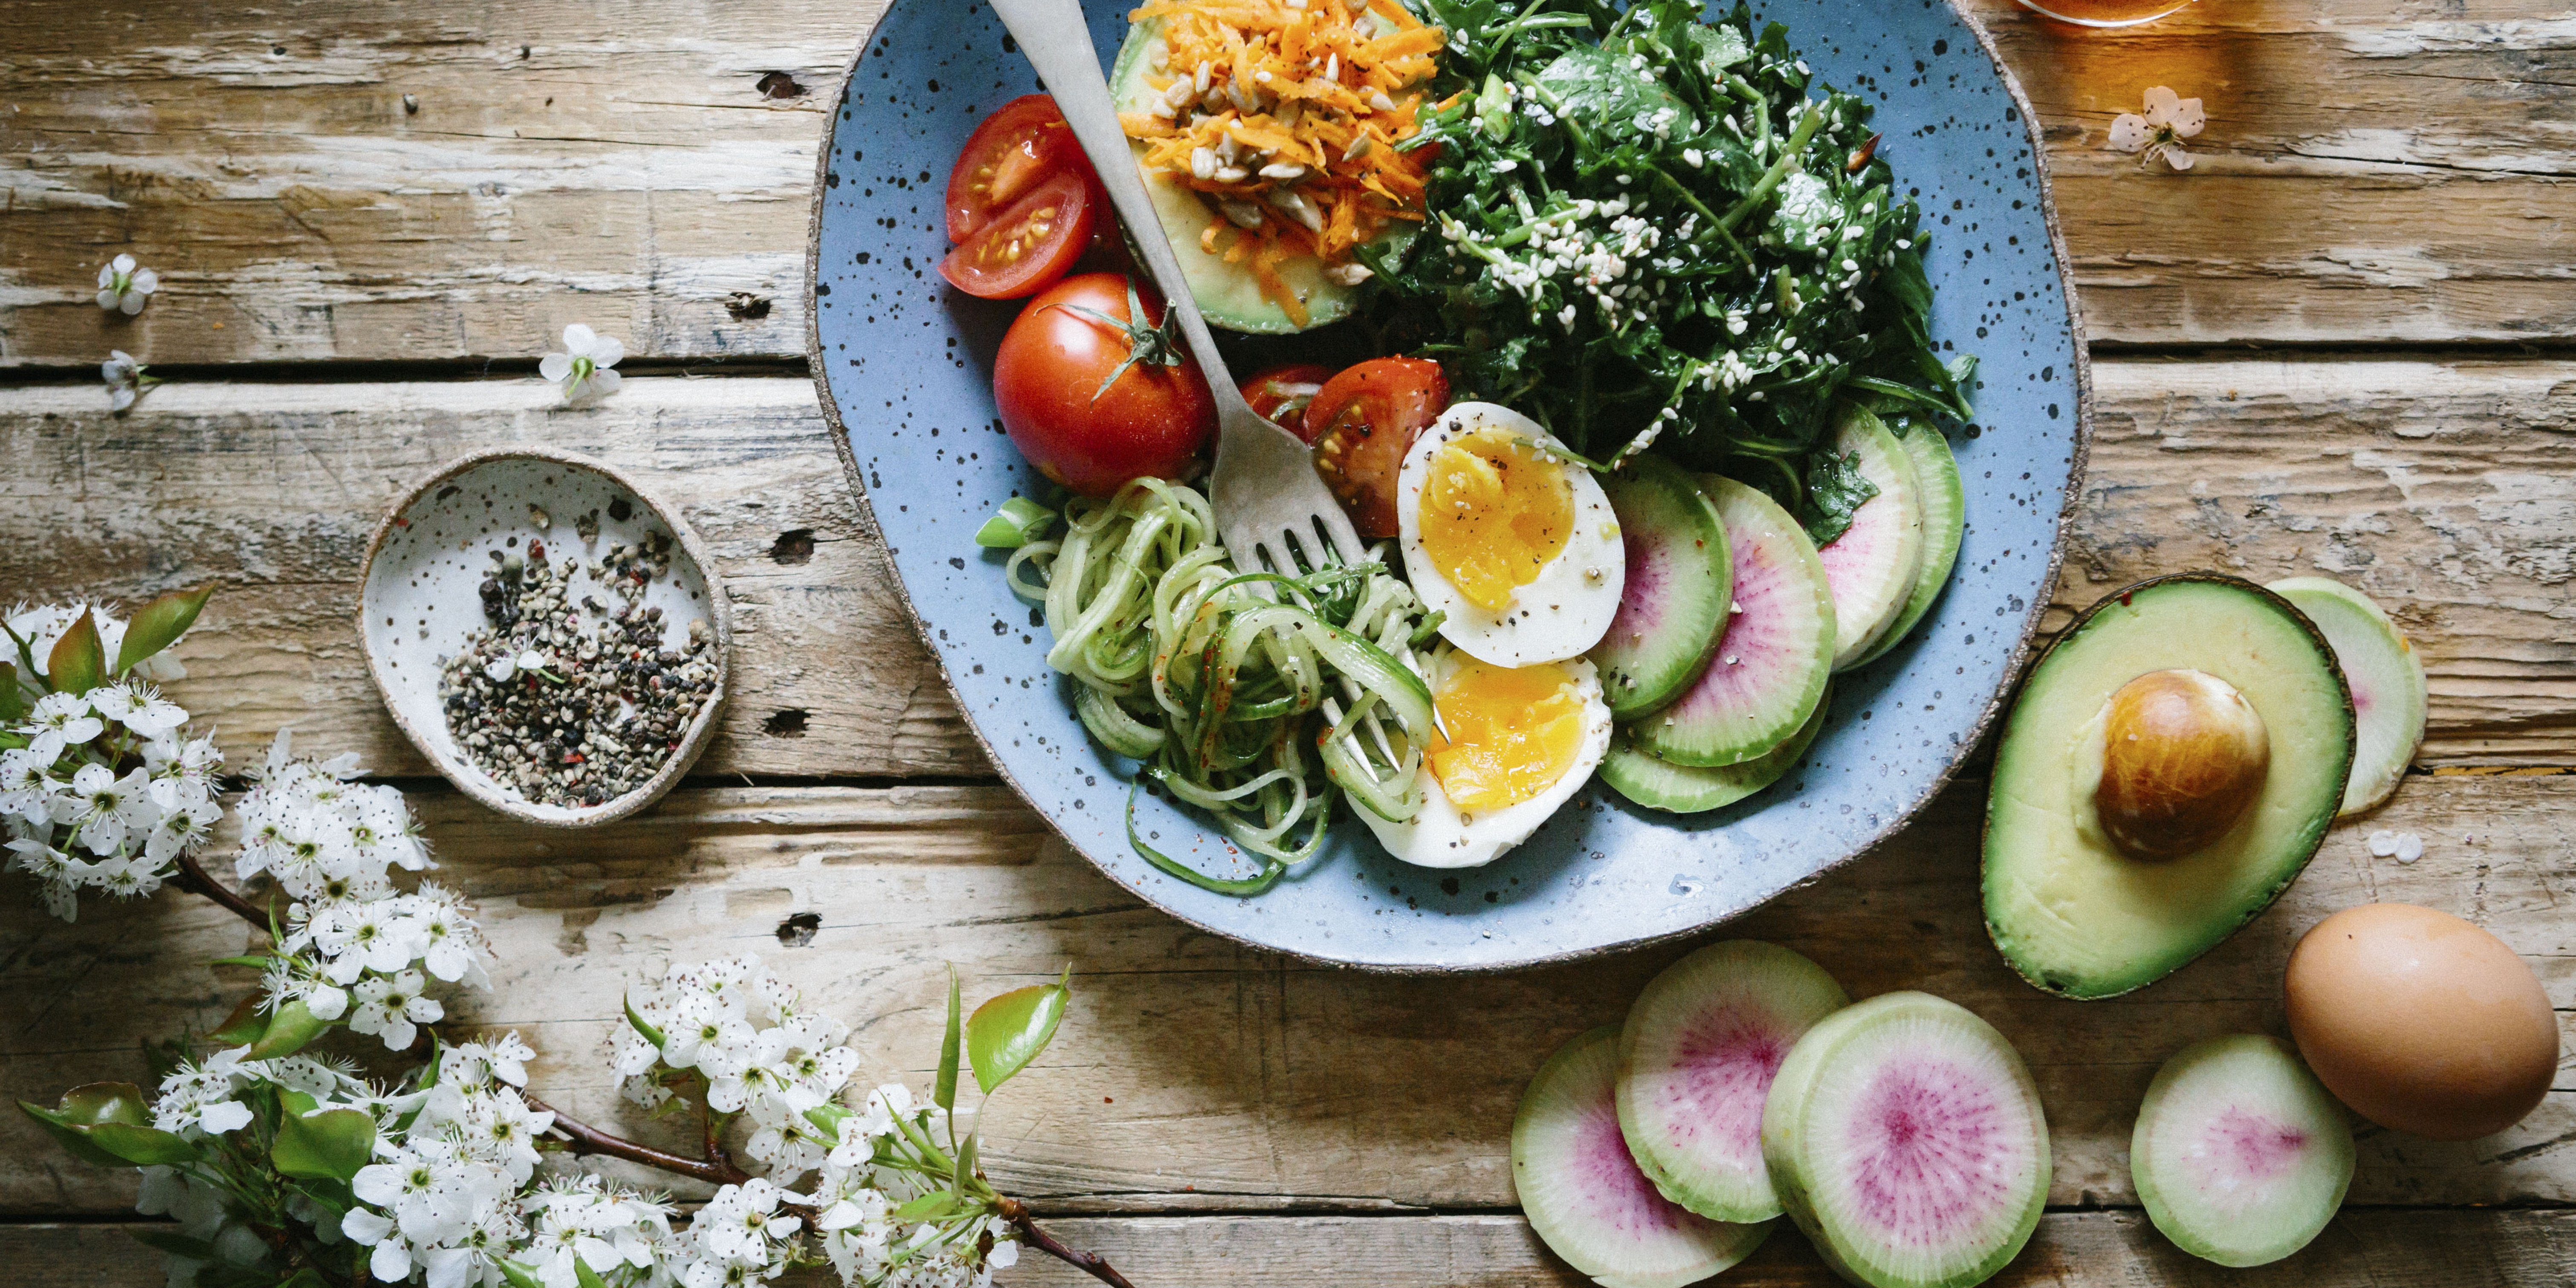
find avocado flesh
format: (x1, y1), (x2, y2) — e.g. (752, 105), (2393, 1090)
(1108, 20), (1401, 334)
(1984, 576), (2353, 1000)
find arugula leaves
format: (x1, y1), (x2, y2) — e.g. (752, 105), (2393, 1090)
(1365, 0), (1977, 541)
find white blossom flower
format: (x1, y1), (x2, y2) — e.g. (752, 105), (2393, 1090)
(69, 763), (157, 855)
(102, 350), (161, 413)
(2107, 86), (2205, 171)
(540, 324), (625, 403)
(92, 681), (187, 739)
(97, 254), (160, 315)
(351, 969), (443, 1049)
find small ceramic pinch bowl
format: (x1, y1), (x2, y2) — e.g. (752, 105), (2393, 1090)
(359, 447), (731, 827)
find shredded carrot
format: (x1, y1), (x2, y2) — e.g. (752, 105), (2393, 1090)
(1122, 0), (1441, 319)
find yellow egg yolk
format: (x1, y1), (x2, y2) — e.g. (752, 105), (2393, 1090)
(1427, 658), (1587, 811)
(1418, 429), (1574, 612)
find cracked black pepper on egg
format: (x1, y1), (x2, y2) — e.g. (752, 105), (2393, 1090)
(436, 521), (716, 808)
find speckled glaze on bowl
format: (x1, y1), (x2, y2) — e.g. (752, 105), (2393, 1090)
(358, 448), (731, 828)
(807, 1), (2090, 970)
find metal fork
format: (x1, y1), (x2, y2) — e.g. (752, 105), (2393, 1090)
(987, 0), (1364, 575)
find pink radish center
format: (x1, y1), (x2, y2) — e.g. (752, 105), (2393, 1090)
(1573, 1098), (1722, 1238)
(1841, 1059), (2016, 1247)
(1669, 533), (1793, 718)
(1608, 529), (1668, 641)
(1653, 1002), (1788, 1161)
(1818, 496), (1894, 618)
(2198, 1106), (2310, 1187)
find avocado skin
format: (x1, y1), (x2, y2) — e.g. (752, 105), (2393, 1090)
(1981, 573), (2355, 1000)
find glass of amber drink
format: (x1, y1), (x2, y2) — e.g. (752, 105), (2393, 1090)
(2016, 0), (2197, 26)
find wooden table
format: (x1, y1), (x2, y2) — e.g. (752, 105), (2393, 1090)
(3, 1), (2570, 1282)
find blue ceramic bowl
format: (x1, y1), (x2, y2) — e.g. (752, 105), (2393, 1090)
(807, 0), (2088, 970)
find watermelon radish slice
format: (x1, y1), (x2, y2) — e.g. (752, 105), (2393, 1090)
(1850, 423), (1965, 670)
(1616, 942), (1850, 1224)
(1591, 454), (1733, 721)
(1631, 478), (1835, 769)
(1817, 411), (1926, 673)
(1514, 1026), (1773, 1288)
(2267, 578), (2426, 816)
(1761, 992), (2049, 1288)
(2133, 1034), (2354, 1268)
(1601, 684), (1828, 815)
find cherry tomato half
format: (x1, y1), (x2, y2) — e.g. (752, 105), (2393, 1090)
(945, 95), (1086, 243)
(1307, 357), (1451, 540)
(1240, 364), (1335, 443)
(993, 273), (1216, 496)
(937, 171), (1097, 300)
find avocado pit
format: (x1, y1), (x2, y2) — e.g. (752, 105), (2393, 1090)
(2090, 668), (2269, 860)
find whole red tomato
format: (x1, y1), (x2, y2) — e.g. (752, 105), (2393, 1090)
(1306, 357), (1450, 538)
(993, 273), (1216, 496)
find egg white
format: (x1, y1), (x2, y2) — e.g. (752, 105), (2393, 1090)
(1357, 649), (1613, 869)
(1398, 402), (1627, 667)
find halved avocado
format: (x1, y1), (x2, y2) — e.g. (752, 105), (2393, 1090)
(1107, 20), (1405, 334)
(1983, 575), (2354, 1000)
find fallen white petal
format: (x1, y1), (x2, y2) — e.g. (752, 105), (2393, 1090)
(2366, 829), (2398, 856)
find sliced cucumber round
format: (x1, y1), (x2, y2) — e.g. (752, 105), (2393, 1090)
(1108, 20), (1392, 334)
(1630, 477), (1834, 768)
(2267, 577), (2427, 817)
(1601, 684), (1827, 814)
(1591, 454), (1732, 721)
(1817, 411), (1926, 672)
(1616, 942), (1849, 1225)
(2133, 1034), (2354, 1268)
(1761, 992), (2049, 1288)
(1513, 1026), (1771, 1288)
(1850, 423), (1964, 670)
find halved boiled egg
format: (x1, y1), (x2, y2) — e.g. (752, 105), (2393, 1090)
(1398, 402), (1626, 667)
(1359, 645), (1613, 869)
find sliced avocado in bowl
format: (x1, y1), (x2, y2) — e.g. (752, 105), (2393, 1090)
(1107, 19), (1409, 334)
(1983, 574), (2354, 1000)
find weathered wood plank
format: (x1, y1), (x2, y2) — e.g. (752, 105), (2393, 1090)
(8, 1209), (2576, 1287)
(3, 360), (2563, 779)
(4, 773), (2567, 1216)
(6, 0), (2575, 364)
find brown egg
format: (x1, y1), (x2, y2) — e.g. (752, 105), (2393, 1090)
(2284, 903), (2559, 1141)
(2093, 668), (2270, 859)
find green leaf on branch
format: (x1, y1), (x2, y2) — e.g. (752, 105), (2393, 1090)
(935, 966), (962, 1113)
(0, 663), (23, 723)
(952, 1130), (981, 1196)
(46, 610), (104, 697)
(803, 1101), (852, 1141)
(272, 1107), (375, 1182)
(274, 1270), (332, 1288)
(965, 966), (1071, 1096)
(208, 994), (272, 1047)
(495, 1260), (547, 1288)
(19, 1082), (153, 1168)
(247, 999), (329, 1060)
(892, 1190), (966, 1223)
(114, 582), (216, 678)
(623, 992), (666, 1049)
(208, 955), (274, 970)
(90, 1123), (201, 1166)
(575, 1260), (611, 1288)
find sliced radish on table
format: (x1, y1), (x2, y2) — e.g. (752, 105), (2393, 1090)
(1815, 411), (1926, 672)
(2133, 1034), (2354, 1268)
(1616, 941), (1849, 1223)
(1591, 454), (1733, 721)
(1631, 477), (1834, 769)
(1514, 1026), (1771, 1288)
(1762, 992), (2049, 1288)
(2267, 577), (2426, 816)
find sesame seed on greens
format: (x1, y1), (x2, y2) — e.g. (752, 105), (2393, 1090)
(1356, 0), (1978, 545)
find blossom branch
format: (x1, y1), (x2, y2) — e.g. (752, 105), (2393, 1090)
(521, 1094), (753, 1187)
(170, 850), (273, 932)
(997, 1197), (1140, 1288)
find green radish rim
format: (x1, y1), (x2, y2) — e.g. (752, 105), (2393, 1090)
(1819, 410), (1927, 672)
(1601, 683), (1829, 815)
(1631, 477), (1834, 768)
(1850, 421), (1965, 670)
(1590, 454), (1733, 721)
(2265, 577), (2426, 818)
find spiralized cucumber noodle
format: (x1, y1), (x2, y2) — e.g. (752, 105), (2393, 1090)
(1005, 479), (1442, 895)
